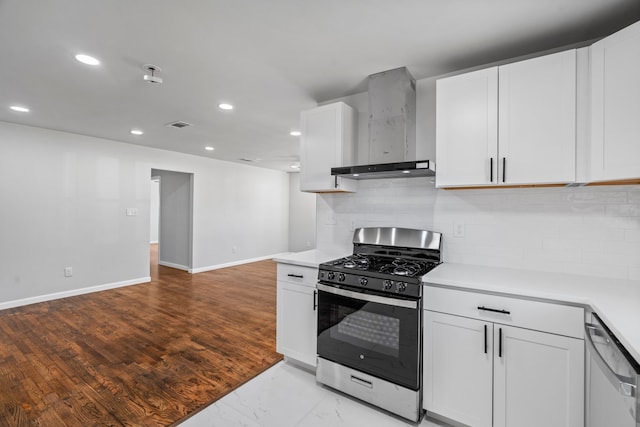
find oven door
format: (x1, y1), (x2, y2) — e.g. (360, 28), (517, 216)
(316, 282), (421, 390)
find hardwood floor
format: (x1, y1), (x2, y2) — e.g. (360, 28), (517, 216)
(0, 245), (282, 426)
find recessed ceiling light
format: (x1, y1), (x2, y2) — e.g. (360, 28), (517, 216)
(10, 105), (29, 113)
(205, 146), (215, 151)
(75, 54), (100, 66)
(218, 103), (233, 110)
(130, 129), (144, 135)
(290, 131), (301, 137)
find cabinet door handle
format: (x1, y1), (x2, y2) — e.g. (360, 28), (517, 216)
(334, 175), (339, 189)
(498, 327), (503, 358)
(490, 158), (494, 182)
(502, 157), (506, 183)
(484, 324), (488, 354)
(287, 273), (304, 278)
(313, 290), (317, 311)
(477, 306), (511, 315)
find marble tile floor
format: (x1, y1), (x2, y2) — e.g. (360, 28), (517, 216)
(179, 361), (450, 427)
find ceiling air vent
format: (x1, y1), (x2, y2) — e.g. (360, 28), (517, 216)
(166, 121), (192, 129)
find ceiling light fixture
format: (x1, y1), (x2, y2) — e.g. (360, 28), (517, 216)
(290, 131), (301, 137)
(205, 146), (215, 151)
(402, 170), (410, 174)
(130, 129), (144, 135)
(143, 64), (163, 84)
(218, 103), (233, 111)
(10, 105), (29, 113)
(75, 54), (100, 66)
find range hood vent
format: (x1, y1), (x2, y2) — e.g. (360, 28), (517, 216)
(335, 67), (435, 180)
(332, 160), (434, 180)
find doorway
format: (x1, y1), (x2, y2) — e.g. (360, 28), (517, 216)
(150, 169), (194, 272)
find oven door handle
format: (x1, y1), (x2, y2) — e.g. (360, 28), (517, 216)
(316, 283), (418, 309)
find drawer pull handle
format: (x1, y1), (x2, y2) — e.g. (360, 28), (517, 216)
(287, 273), (304, 278)
(477, 306), (510, 315)
(350, 375), (373, 388)
(313, 290), (317, 311)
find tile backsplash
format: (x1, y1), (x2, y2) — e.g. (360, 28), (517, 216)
(317, 179), (640, 281)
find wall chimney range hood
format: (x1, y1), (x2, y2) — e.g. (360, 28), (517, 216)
(332, 67), (435, 180)
(331, 160), (434, 180)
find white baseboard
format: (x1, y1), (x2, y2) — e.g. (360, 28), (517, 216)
(190, 253), (282, 274)
(158, 261), (190, 271)
(0, 276), (151, 311)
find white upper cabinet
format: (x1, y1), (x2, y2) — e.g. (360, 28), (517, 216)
(590, 20), (640, 182)
(436, 50), (577, 188)
(300, 102), (357, 193)
(499, 50), (576, 185)
(436, 67), (498, 187)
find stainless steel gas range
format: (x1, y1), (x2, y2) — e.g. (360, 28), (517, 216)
(315, 227), (442, 422)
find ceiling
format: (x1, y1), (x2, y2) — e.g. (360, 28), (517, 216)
(1, 1), (640, 172)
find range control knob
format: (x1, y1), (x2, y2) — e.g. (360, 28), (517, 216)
(338, 273), (346, 282)
(396, 282), (407, 292)
(359, 277), (368, 286)
(327, 272), (335, 280)
(383, 280), (394, 290)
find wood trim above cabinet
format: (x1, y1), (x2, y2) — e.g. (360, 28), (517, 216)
(443, 183), (567, 190)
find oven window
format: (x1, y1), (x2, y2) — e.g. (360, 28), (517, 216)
(333, 308), (400, 357)
(317, 287), (421, 390)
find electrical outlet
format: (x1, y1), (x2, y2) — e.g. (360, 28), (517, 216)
(453, 223), (465, 238)
(126, 208), (138, 216)
(64, 267), (73, 277)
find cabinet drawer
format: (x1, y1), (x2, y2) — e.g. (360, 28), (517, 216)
(424, 286), (583, 339)
(277, 263), (318, 288)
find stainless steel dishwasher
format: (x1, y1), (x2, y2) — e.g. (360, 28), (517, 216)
(585, 312), (639, 427)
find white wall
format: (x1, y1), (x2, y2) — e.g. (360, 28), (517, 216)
(150, 178), (159, 243)
(317, 173), (640, 281)
(288, 172), (316, 252)
(0, 121), (289, 306)
(153, 169), (193, 270)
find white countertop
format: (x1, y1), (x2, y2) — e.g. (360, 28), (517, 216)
(424, 263), (640, 364)
(272, 249), (349, 268)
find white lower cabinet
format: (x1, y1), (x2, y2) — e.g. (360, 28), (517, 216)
(276, 263), (318, 367)
(493, 325), (584, 427)
(423, 311), (493, 426)
(423, 287), (584, 427)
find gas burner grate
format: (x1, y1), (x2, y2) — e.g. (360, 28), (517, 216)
(343, 254), (371, 269)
